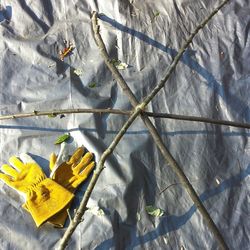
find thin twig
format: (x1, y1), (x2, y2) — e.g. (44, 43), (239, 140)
(58, 1), (230, 249)
(159, 178), (200, 195)
(66, 209), (72, 223)
(0, 108), (130, 120)
(1, 109), (250, 130)
(149, 113), (250, 129)
(159, 183), (180, 195)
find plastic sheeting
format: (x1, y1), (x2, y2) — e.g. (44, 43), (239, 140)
(0, 0), (249, 249)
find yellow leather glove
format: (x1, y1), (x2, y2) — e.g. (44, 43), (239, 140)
(0, 154), (74, 227)
(47, 145), (95, 227)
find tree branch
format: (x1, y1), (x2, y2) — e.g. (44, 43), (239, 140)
(58, 1), (230, 249)
(152, 112), (250, 129)
(57, 105), (143, 250)
(0, 108), (130, 120)
(1, 108), (250, 130)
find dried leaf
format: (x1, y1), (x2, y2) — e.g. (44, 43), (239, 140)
(116, 62), (128, 70)
(111, 59), (128, 70)
(145, 205), (164, 217)
(88, 206), (105, 216)
(74, 68), (83, 76)
(215, 178), (220, 185)
(48, 63), (56, 68)
(54, 133), (70, 145)
(88, 82), (96, 88)
(136, 212), (141, 221)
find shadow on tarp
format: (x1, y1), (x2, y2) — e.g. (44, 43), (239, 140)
(98, 14), (250, 121)
(0, 124), (250, 138)
(0, 5), (12, 23)
(95, 164), (250, 249)
(17, 0), (53, 33)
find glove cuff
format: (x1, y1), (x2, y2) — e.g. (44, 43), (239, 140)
(48, 203), (71, 228)
(24, 178), (74, 227)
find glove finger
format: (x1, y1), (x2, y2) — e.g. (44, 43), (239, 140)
(0, 172), (13, 185)
(73, 152), (93, 174)
(1, 164), (19, 179)
(78, 161), (95, 177)
(49, 153), (57, 171)
(9, 156), (25, 171)
(55, 142), (69, 165)
(71, 162), (95, 189)
(19, 153), (37, 164)
(67, 147), (84, 165)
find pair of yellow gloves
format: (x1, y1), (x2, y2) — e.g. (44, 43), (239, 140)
(0, 144), (95, 227)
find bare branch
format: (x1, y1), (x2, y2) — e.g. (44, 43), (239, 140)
(1, 108), (249, 130)
(57, 105), (143, 250)
(151, 112), (250, 129)
(0, 108), (130, 120)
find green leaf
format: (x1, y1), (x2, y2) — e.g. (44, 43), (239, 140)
(110, 59), (128, 70)
(145, 205), (164, 217)
(151, 11), (160, 23)
(48, 114), (57, 118)
(88, 82), (96, 88)
(54, 133), (70, 145)
(110, 59), (121, 65)
(153, 12), (160, 17)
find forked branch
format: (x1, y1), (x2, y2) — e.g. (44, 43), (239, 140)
(58, 1), (230, 249)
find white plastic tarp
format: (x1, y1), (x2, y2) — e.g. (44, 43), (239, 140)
(0, 0), (249, 249)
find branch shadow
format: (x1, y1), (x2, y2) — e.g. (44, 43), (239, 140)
(94, 163), (250, 249)
(40, 0), (54, 27)
(98, 14), (250, 121)
(0, 124), (250, 138)
(36, 42), (69, 77)
(0, 5), (12, 23)
(69, 66), (118, 139)
(17, 0), (50, 34)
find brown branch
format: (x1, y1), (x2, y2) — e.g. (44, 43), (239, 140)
(0, 108), (130, 120)
(150, 113), (250, 129)
(57, 105), (143, 250)
(1, 108), (250, 130)
(58, 1), (230, 249)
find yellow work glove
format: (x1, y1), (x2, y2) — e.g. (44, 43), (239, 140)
(47, 144), (95, 227)
(0, 153), (74, 227)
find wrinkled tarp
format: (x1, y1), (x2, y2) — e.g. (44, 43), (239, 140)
(0, 0), (250, 249)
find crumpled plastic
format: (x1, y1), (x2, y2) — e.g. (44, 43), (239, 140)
(0, 0), (249, 249)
